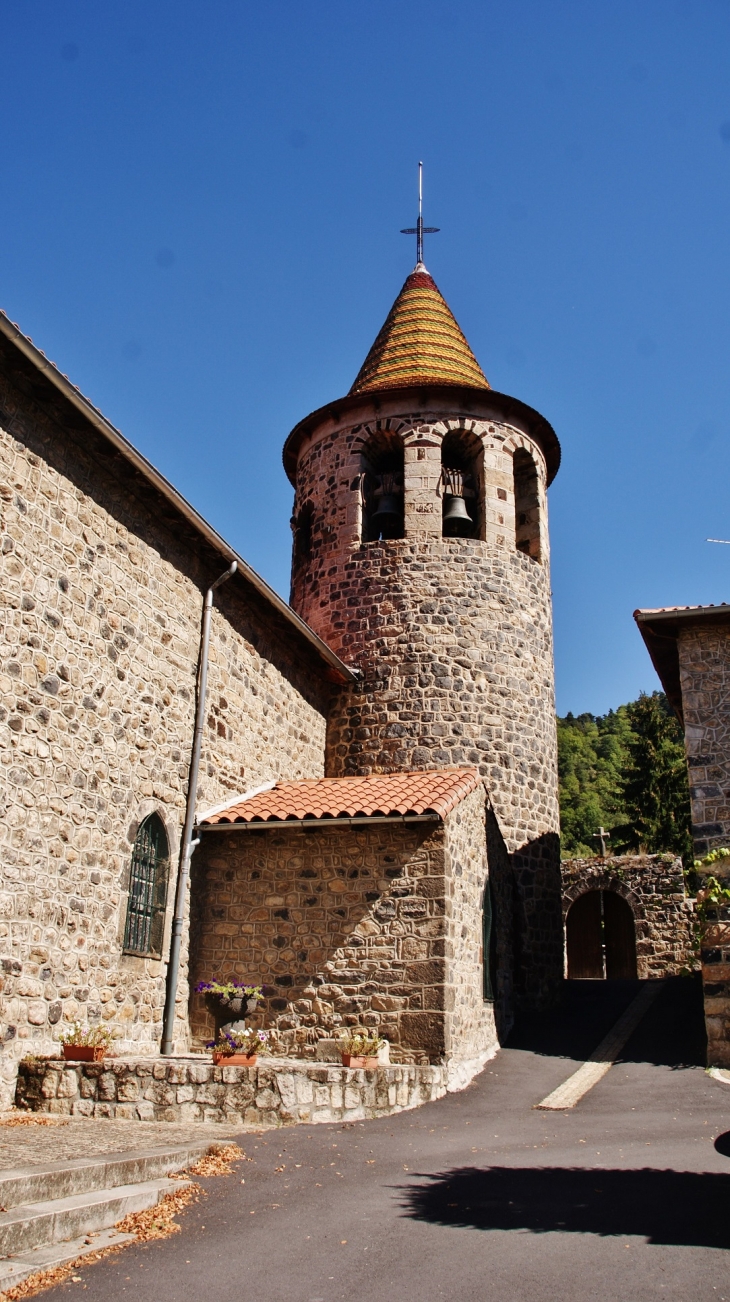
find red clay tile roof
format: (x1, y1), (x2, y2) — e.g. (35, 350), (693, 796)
(202, 768), (481, 826)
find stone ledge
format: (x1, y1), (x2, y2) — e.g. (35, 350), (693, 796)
(15, 1056), (448, 1128)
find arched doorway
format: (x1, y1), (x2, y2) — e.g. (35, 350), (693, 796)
(566, 890), (637, 980)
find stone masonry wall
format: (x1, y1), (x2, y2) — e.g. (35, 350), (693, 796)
(444, 787), (500, 1068)
(16, 1055), (448, 1127)
(288, 397), (562, 1007)
(700, 899), (730, 1068)
(190, 795), (508, 1075)
(677, 624), (730, 856)
(0, 369), (330, 1105)
(189, 819), (452, 1064)
(561, 855), (695, 978)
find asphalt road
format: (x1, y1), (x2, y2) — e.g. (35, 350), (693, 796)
(52, 978), (730, 1302)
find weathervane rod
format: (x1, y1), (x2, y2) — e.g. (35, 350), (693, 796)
(401, 161), (439, 266)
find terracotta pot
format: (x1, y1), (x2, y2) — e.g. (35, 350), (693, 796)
(341, 1054), (379, 1069)
(212, 1052), (257, 1067)
(62, 1045), (107, 1062)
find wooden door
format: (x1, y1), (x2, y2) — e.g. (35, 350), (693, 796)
(603, 890), (637, 979)
(566, 891), (604, 979)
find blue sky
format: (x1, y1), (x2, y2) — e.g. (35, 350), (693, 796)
(2, 0), (730, 716)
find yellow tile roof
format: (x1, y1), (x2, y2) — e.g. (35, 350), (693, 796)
(349, 265), (489, 395)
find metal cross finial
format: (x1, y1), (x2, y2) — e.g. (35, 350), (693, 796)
(593, 826), (611, 857)
(400, 161), (440, 265)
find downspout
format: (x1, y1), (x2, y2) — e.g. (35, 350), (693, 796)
(161, 561), (237, 1055)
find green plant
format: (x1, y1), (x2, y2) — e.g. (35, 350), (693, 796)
(340, 1030), (384, 1057)
(696, 874), (730, 917)
(59, 1022), (114, 1048)
(196, 981), (263, 1003)
(209, 1027), (270, 1057)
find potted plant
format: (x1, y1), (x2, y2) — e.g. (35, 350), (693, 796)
(209, 1027), (270, 1067)
(340, 1031), (385, 1069)
(196, 980), (263, 1018)
(60, 1023), (113, 1062)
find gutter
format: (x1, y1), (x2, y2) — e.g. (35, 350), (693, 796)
(634, 605), (730, 625)
(0, 311), (357, 686)
(199, 813), (441, 832)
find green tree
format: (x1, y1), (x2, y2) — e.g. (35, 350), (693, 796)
(617, 692), (693, 862)
(557, 692), (692, 862)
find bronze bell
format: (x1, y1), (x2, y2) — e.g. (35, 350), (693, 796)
(443, 493), (473, 535)
(372, 493), (402, 522)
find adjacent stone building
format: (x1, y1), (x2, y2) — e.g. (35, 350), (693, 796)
(635, 605), (730, 856)
(635, 604), (730, 1065)
(0, 311), (352, 1106)
(0, 252), (565, 1108)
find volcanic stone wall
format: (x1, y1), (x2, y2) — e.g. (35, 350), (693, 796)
(0, 367), (329, 1105)
(288, 398), (561, 1006)
(676, 624), (730, 855)
(190, 788), (506, 1071)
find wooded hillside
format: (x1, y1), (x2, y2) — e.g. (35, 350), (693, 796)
(557, 691), (692, 862)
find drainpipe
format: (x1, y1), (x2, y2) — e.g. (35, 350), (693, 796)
(161, 561), (237, 1055)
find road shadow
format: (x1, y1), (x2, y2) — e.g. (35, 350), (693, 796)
(399, 1165), (730, 1247)
(505, 976), (706, 1069)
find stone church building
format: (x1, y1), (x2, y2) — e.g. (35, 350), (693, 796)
(0, 257), (563, 1106)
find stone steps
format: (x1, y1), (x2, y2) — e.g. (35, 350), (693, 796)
(0, 1142), (209, 1211)
(0, 1139), (210, 1288)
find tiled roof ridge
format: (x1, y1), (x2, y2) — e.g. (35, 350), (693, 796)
(202, 767), (481, 826)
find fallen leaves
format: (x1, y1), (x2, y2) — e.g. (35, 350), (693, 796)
(0, 1114), (68, 1129)
(0, 1143), (247, 1302)
(188, 1144), (245, 1177)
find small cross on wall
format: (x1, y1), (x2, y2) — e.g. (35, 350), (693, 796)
(592, 826), (611, 857)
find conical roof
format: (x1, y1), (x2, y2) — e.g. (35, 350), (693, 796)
(349, 264), (489, 395)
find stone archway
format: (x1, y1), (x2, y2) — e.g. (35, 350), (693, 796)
(565, 889), (637, 980)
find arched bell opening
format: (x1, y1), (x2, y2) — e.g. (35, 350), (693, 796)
(565, 889), (637, 980)
(440, 430), (484, 539)
(513, 447), (541, 561)
(292, 500), (314, 567)
(362, 431), (404, 542)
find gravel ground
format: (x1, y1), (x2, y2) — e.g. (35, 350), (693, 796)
(0, 1118), (242, 1169)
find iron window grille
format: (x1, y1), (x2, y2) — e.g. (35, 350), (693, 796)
(123, 813), (170, 958)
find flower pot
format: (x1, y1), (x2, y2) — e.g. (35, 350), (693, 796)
(212, 1052), (257, 1067)
(62, 1045), (107, 1062)
(341, 1054), (379, 1069)
(221, 996), (244, 1016)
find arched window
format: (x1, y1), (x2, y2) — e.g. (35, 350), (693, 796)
(441, 431), (482, 539)
(482, 878), (497, 1001)
(362, 432), (404, 541)
(513, 448), (541, 561)
(292, 500), (314, 567)
(123, 813), (170, 958)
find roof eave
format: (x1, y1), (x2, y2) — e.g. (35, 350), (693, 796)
(283, 383), (561, 486)
(200, 812), (441, 830)
(0, 310), (356, 686)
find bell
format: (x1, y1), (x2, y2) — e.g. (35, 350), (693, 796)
(443, 493), (472, 535)
(372, 494), (402, 522)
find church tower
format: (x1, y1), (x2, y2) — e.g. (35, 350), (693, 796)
(283, 257), (563, 1004)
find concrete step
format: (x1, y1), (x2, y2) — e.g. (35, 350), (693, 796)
(0, 1224), (136, 1290)
(0, 1176), (189, 1258)
(0, 1142), (210, 1211)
